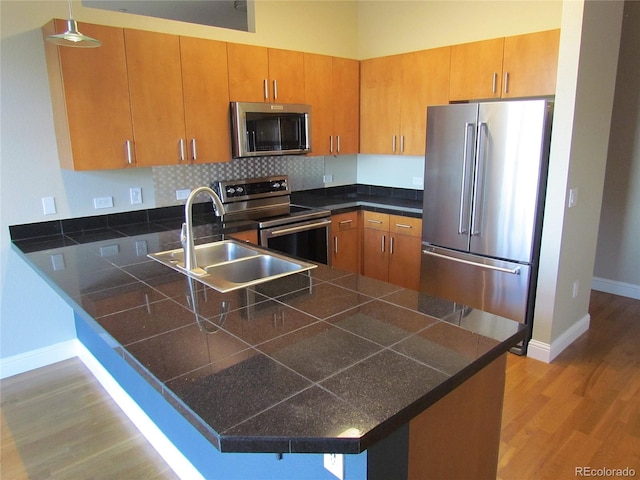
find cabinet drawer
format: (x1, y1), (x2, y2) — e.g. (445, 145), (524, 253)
(332, 211), (359, 231)
(363, 211), (389, 231)
(389, 215), (422, 237)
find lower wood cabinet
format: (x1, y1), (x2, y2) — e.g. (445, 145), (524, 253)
(330, 211), (360, 273)
(363, 211), (422, 290)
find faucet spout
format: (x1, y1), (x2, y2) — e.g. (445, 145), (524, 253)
(182, 186), (226, 272)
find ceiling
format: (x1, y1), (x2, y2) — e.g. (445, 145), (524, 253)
(82, 0), (250, 32)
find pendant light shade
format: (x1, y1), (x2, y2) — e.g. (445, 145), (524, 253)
(46, 2), (101, 48)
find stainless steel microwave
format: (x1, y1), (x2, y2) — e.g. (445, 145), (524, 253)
(230, 101), (312, 158)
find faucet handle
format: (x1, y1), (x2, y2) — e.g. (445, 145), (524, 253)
(180, 222), (188, 244)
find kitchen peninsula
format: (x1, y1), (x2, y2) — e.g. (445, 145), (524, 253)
(10, 203), (526, 480)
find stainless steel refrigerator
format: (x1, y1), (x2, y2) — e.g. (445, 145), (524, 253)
(420, 99), (553, 354)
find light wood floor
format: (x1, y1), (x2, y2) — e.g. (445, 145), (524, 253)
(498, 290), (640, 479)
(1, 290), (638, 479)
(1, 359), (178, 480)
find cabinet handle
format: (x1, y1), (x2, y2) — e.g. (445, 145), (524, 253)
(337, 135), (341, 154)
(395, 223), (412, 229)
(263, 79), (269, 100)
(492, 72), (498, 94)
(273, 79), (278, 100)
(381, 235), (386, 253)
(334, 236), (338, 254)
(390, 236), (394, 255)
(400, 135), (405, 153)
(339, 219), (353, 225)
(392, 135), (397, 153)
(503, 72), (509, 94)
(179, 138), (185, 162)
(330, 135), (334, 154)
(191, 138), (197, 161)
(125, 140), (133, 165)
(367, 219), (383, 224)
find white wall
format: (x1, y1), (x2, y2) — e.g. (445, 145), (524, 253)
(592, 0), (640, 300)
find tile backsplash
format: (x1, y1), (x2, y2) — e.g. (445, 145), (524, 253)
(152, 156), (325, 206)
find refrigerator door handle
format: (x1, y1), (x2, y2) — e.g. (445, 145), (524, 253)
(471, 122), (487, 236)
(422, 249), (522, 275)
(459, 122), (475, 235)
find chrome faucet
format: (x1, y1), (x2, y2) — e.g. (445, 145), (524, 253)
(180, 186), (226, 272)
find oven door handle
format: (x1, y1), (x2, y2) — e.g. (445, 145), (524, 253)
(268, 219), (331, 237)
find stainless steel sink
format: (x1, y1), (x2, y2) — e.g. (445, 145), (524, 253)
(147, 239), (316, 292)
(155, 240), (260, 269)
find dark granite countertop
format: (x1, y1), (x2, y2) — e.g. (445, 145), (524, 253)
(11, 205), (527, 454)
(291, 184), (423, 217)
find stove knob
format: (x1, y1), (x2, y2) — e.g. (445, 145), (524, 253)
(226, 187), (235, 195)
(236, 186), (244, 194)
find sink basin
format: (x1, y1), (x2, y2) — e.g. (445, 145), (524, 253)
(147, 239), (316, 293)
(155, 240), (260, 269)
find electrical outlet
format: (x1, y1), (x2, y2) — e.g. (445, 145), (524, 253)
(323, 174), (334, 183)
(130, 187), (142, 205)
(176, 189), (191, 200)
(412, 176), (423, 187)
(93, 196), (114, 209)
(323, 453), (344, 480)
(41, 196), (56, 215)
(572, 280), (579, 299)
(568, 187), (578, 208)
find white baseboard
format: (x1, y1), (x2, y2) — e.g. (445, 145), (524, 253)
(592, 277), (640, 300)
(527, 313), (590, 363)
(75, 342), (203, 480)
(0, 339), (77, 379)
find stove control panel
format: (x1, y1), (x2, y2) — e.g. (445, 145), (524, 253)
(214, 176), (290, 203)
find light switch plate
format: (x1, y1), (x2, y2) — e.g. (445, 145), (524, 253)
(42, 196), (56, 215)
(94, 196), (114, 209)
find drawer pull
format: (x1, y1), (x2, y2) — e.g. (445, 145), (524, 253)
(339, 219), (353, 225)
(367, 219), (383, 224)
(395, 223), (412, 229)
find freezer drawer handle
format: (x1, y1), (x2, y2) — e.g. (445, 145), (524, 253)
(423, 249), (521, 275)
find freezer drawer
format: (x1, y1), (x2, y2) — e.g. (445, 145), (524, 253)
(420, 246), (530, 323)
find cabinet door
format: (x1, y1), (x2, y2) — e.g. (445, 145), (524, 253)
(388, 215), (423, 290)
(304, 53), (333, 156)
(331, 211), (360, 272)
(400, 47), (451, 156)
(227, 43), (269, 102)
(360, 55), (402, 154)
(125, 29), (186, 166)
(502, 29), (560, 98)
(333, 57), (360, 155)
(180, 37), (231, 163)
(363, 228), (389, 282)
(268, 48), (305, 104)
(450, 38), (504, 101)
(44, 21), (134, 170)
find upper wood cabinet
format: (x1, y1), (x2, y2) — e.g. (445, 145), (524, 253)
(501, 29), (560, 99)
(43, 21), (135, 170)
(360, 46), (450, 156)
(227, 43), (305, 103)
(179, 36), (231, 163)
(124, 29), (186, 167)
(450, 29), (560, 101)
(304, 54), (360, 156)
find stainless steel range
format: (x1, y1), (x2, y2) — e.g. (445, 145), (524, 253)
(213, 175), (331, 264)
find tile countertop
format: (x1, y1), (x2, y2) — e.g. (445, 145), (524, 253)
(11, 209), (527, 455)
(11, 188), (525, 453)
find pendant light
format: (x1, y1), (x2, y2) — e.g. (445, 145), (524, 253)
(46, 1), (101, 48)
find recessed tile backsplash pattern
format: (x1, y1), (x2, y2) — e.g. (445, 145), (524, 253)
(152, 156), (325, 206)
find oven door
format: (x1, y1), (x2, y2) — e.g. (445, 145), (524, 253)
(260, 218), (331, 265)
